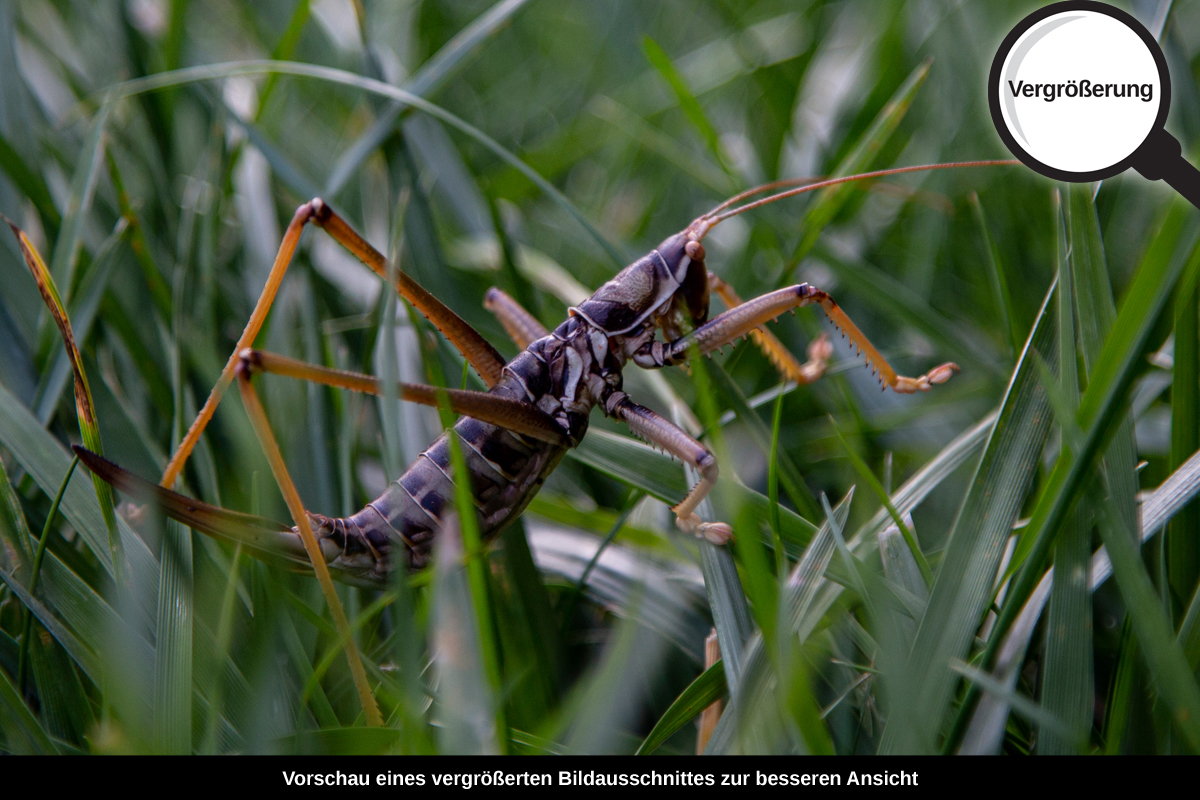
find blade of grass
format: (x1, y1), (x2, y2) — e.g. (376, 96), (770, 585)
(971, 192), (1022, 357)
(33, 218), (127, 425)
(0, 658), (56, 754)
(686, 355), (755, 700)
(964, 443), (1200, 753)
(707, 361), (820, 521)
(325, 0), (535, 197)
(1040, 186), (1091, 754)
(109, 60), (626, 270)
(0, 452), (33, 570)
(1169, 256), (1199, 606)
(152, 518), (193, 754)
(4, 216), (124, 581)
(1095, 488), (1200, 750)
(642, 37), (731, 177)
(444, 425), (507, 752)
(0, 130), (60, 232)
(636, 659), (725, 755)
(16, 454), (78, 693)
(0, 568), (101, 682)
(46, 99), (111, 304)
(768, 387), (786, 577)
(431, 513), (500, 754)
(783, 58), (930, 281)
(829, 418), (931, 587)
(710, 493), (852, 754)
(949, 201), (1200, 754)
(557, 491), (641, 636)
(882, 276), (1058, 754)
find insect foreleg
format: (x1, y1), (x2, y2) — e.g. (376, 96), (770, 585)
(484, 287), (548, 349)
(635, 284), (959, 394)
(238, 349), (567, 445)
(708, 274), (832, 385)
(605, 391), (732, 544)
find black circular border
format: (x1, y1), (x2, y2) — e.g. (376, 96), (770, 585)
(988, 0), (1171, 182)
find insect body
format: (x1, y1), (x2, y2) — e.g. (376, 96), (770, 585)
(72, 163), (1002, 588)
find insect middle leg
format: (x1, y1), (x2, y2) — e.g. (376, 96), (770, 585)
(237, 348), (567, 445)
(605, 391), (732, 544)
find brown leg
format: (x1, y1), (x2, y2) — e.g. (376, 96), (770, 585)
(235, 362), (383, 727)
(161, 202), (316, 488)
(312, 202), (506, 386)
(239, 349), (566, 445)
(161, 199), (507, 489)
(605, 391), (732, 544)
(708, 274), (832, 385)
(634, 283), (959, 394)
(484, 287), (548, 349)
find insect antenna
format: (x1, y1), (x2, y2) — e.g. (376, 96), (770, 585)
(688, 159), (1017, 239)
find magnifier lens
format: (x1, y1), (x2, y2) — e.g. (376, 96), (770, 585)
(993, 8), (1164, 178)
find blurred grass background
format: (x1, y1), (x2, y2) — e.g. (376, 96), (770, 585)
(1, 0), (1200, 754)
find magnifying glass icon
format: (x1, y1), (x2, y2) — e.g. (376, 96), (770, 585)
(990, 0), (1200, 206)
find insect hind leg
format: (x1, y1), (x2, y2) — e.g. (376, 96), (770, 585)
(161, 199), (509, 489)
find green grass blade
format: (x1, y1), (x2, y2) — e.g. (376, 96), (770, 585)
(830, 418), (931, 587)
(29, 630), (93, 744)
(0, 130), (60, 232)
(46, 100), (110, 303)
(635, 658), (725, 755)
(429, 541), (499, 751)
(5, 217), (124, 581)
(324, 0), (535, 197)
(1040, 187), (1091, 754)
(971, 192), (1021, 357)
(153, 519), (193, 753)
(0, 453), (33, 570)
(110, 59), (625, 269)
(783, 58), (930, 281)
(959, 201), (1200, 753)
(1169, 259), (1200, 606)
(1068, 184), (1139, 548)
(642, 37), (730, 176)
(686, 356), (755, 700)
(0, 569), (101, 682)
(0, 380), (156, 589)
(33, 219), (126, 424)
(707, 361), (820, 521)
(883, 276), (1058, 754)
(1004, 203), (1197, 585)
(1095, 490), (1200, 750)
(0, 658), (56, 754)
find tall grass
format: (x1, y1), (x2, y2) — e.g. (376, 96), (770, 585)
(1, 0), (1199, 755)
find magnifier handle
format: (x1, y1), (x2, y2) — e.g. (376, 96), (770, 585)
(1134, 129), (1200, 211)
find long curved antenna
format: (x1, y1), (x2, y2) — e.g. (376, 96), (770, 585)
(689, 160), (1018, 239)
(704, 176), (822, 216)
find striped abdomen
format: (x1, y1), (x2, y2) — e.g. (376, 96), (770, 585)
(356, 416), (566, 570)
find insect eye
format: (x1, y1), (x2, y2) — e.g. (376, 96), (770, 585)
(685, 240), (705, 261)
